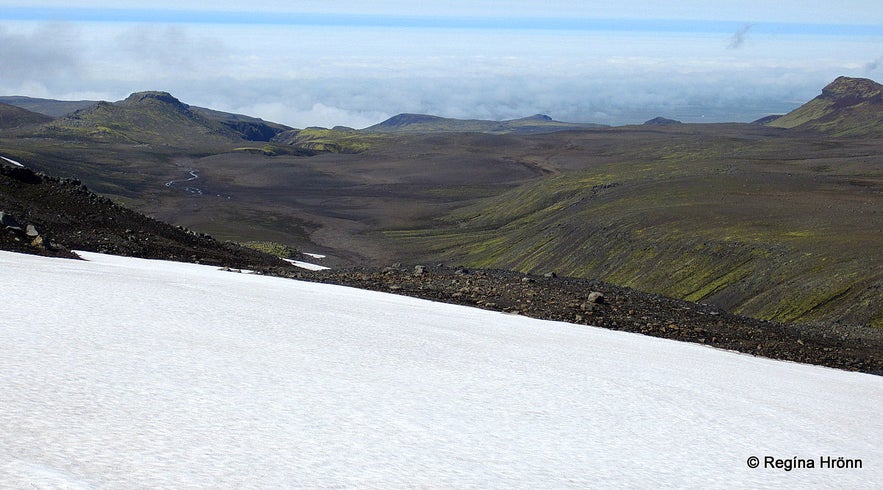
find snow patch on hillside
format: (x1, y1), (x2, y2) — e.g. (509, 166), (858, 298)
(0, 250), (880, 488)
(1, 156), (24, 167)
(283, 257), (330, 270)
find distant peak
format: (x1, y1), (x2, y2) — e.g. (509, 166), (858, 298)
(523, 114), (553, 121)
(821, 76), (883, 100)
(120, 91), (189, 109)
(375, 113), (444, 128)
(643, 116), (682, 126)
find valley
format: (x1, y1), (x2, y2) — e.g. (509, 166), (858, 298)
(1, 77), (881, 330)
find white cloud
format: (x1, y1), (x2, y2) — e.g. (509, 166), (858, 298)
(224, 101), (390, 129)
(0, 17), (877, 128)
(0, 23), (83, 94)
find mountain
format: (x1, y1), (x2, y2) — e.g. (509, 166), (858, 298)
(643, 116), (681, 125)
(189, 106), (291, 142)
(2, 80), (881, 330)
(766, 76), (883, 135)
(364, 113), (606, 134)
(0, 102), (53, 129)
(0, 95), (95, 117)
(35, 91), (290, 147)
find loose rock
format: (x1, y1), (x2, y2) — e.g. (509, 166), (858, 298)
(1, 211), (22, 230)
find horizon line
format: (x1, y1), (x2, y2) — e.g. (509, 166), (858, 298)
(3, 7), (883, 36)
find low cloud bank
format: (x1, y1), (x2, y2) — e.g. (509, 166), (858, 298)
(0, 22), (875, 128)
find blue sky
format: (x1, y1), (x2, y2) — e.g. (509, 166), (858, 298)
(1, 1), (882, 127)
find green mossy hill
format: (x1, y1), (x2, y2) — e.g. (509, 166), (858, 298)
(389, 138), (883, 328)
(35, 91), (289, 148)
(767, 76), (883, 136)
(363, 113), (606, 134)
(0, 102), (53, 129)
(272, 127), (390, 153)
(38, 93), (238, 147)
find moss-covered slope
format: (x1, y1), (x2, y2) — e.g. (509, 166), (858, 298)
(389, 132), (883, 328)
(34, 91), (291, 149)
(768, 76), (883, 136)
(0, 102), (52, 129)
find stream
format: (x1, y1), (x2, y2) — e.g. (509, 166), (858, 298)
(165, 169), (203, 195)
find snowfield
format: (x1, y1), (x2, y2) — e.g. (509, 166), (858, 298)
(282, 257), (330, 271)
(1, 156), (25, 168)
(1, 250), (881, 488)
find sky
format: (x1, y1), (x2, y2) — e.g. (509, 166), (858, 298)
(1, 1), (882, 128)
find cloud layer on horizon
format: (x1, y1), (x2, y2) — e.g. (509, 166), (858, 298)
(1, 16), (881, 128)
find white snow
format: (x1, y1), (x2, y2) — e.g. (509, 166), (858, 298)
(1, 156), (24, 167)
(283, 257), (330, 271)
(1, 250), (881, 488)
(303, 252), (326, 259)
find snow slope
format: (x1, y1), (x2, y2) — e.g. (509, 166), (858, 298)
(283, 257), (330, 271)
(1, 250), (880, 488)
(1, 156), (24, 167)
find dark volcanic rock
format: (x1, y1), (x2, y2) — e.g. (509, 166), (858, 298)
(1, 210), (22, 229)
(118, 91), (190, 112)
(821, 76), (883, 100)
(0, 165), (293, 269)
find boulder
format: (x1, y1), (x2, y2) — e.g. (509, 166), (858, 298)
(0, 211), (22, 230)
(25, 224), (39, 237)
(587, 291), (605, 304)
(31, 235), (46, 249)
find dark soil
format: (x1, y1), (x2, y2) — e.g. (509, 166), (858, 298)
(0, 165), (290, 270)
(3, 163), (880, 377)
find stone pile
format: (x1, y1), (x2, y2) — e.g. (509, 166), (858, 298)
(1, 210), (51, 250)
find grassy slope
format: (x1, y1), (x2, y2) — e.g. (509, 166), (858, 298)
(364, 113), (605, 134)
(38, 105), (238, 149)
(387, 126), (883, 328)
(768, 76), (883, 136)
(768, 97), (883, 136)
(0, 102), (53, 128)
(271, 127), (392, 153)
